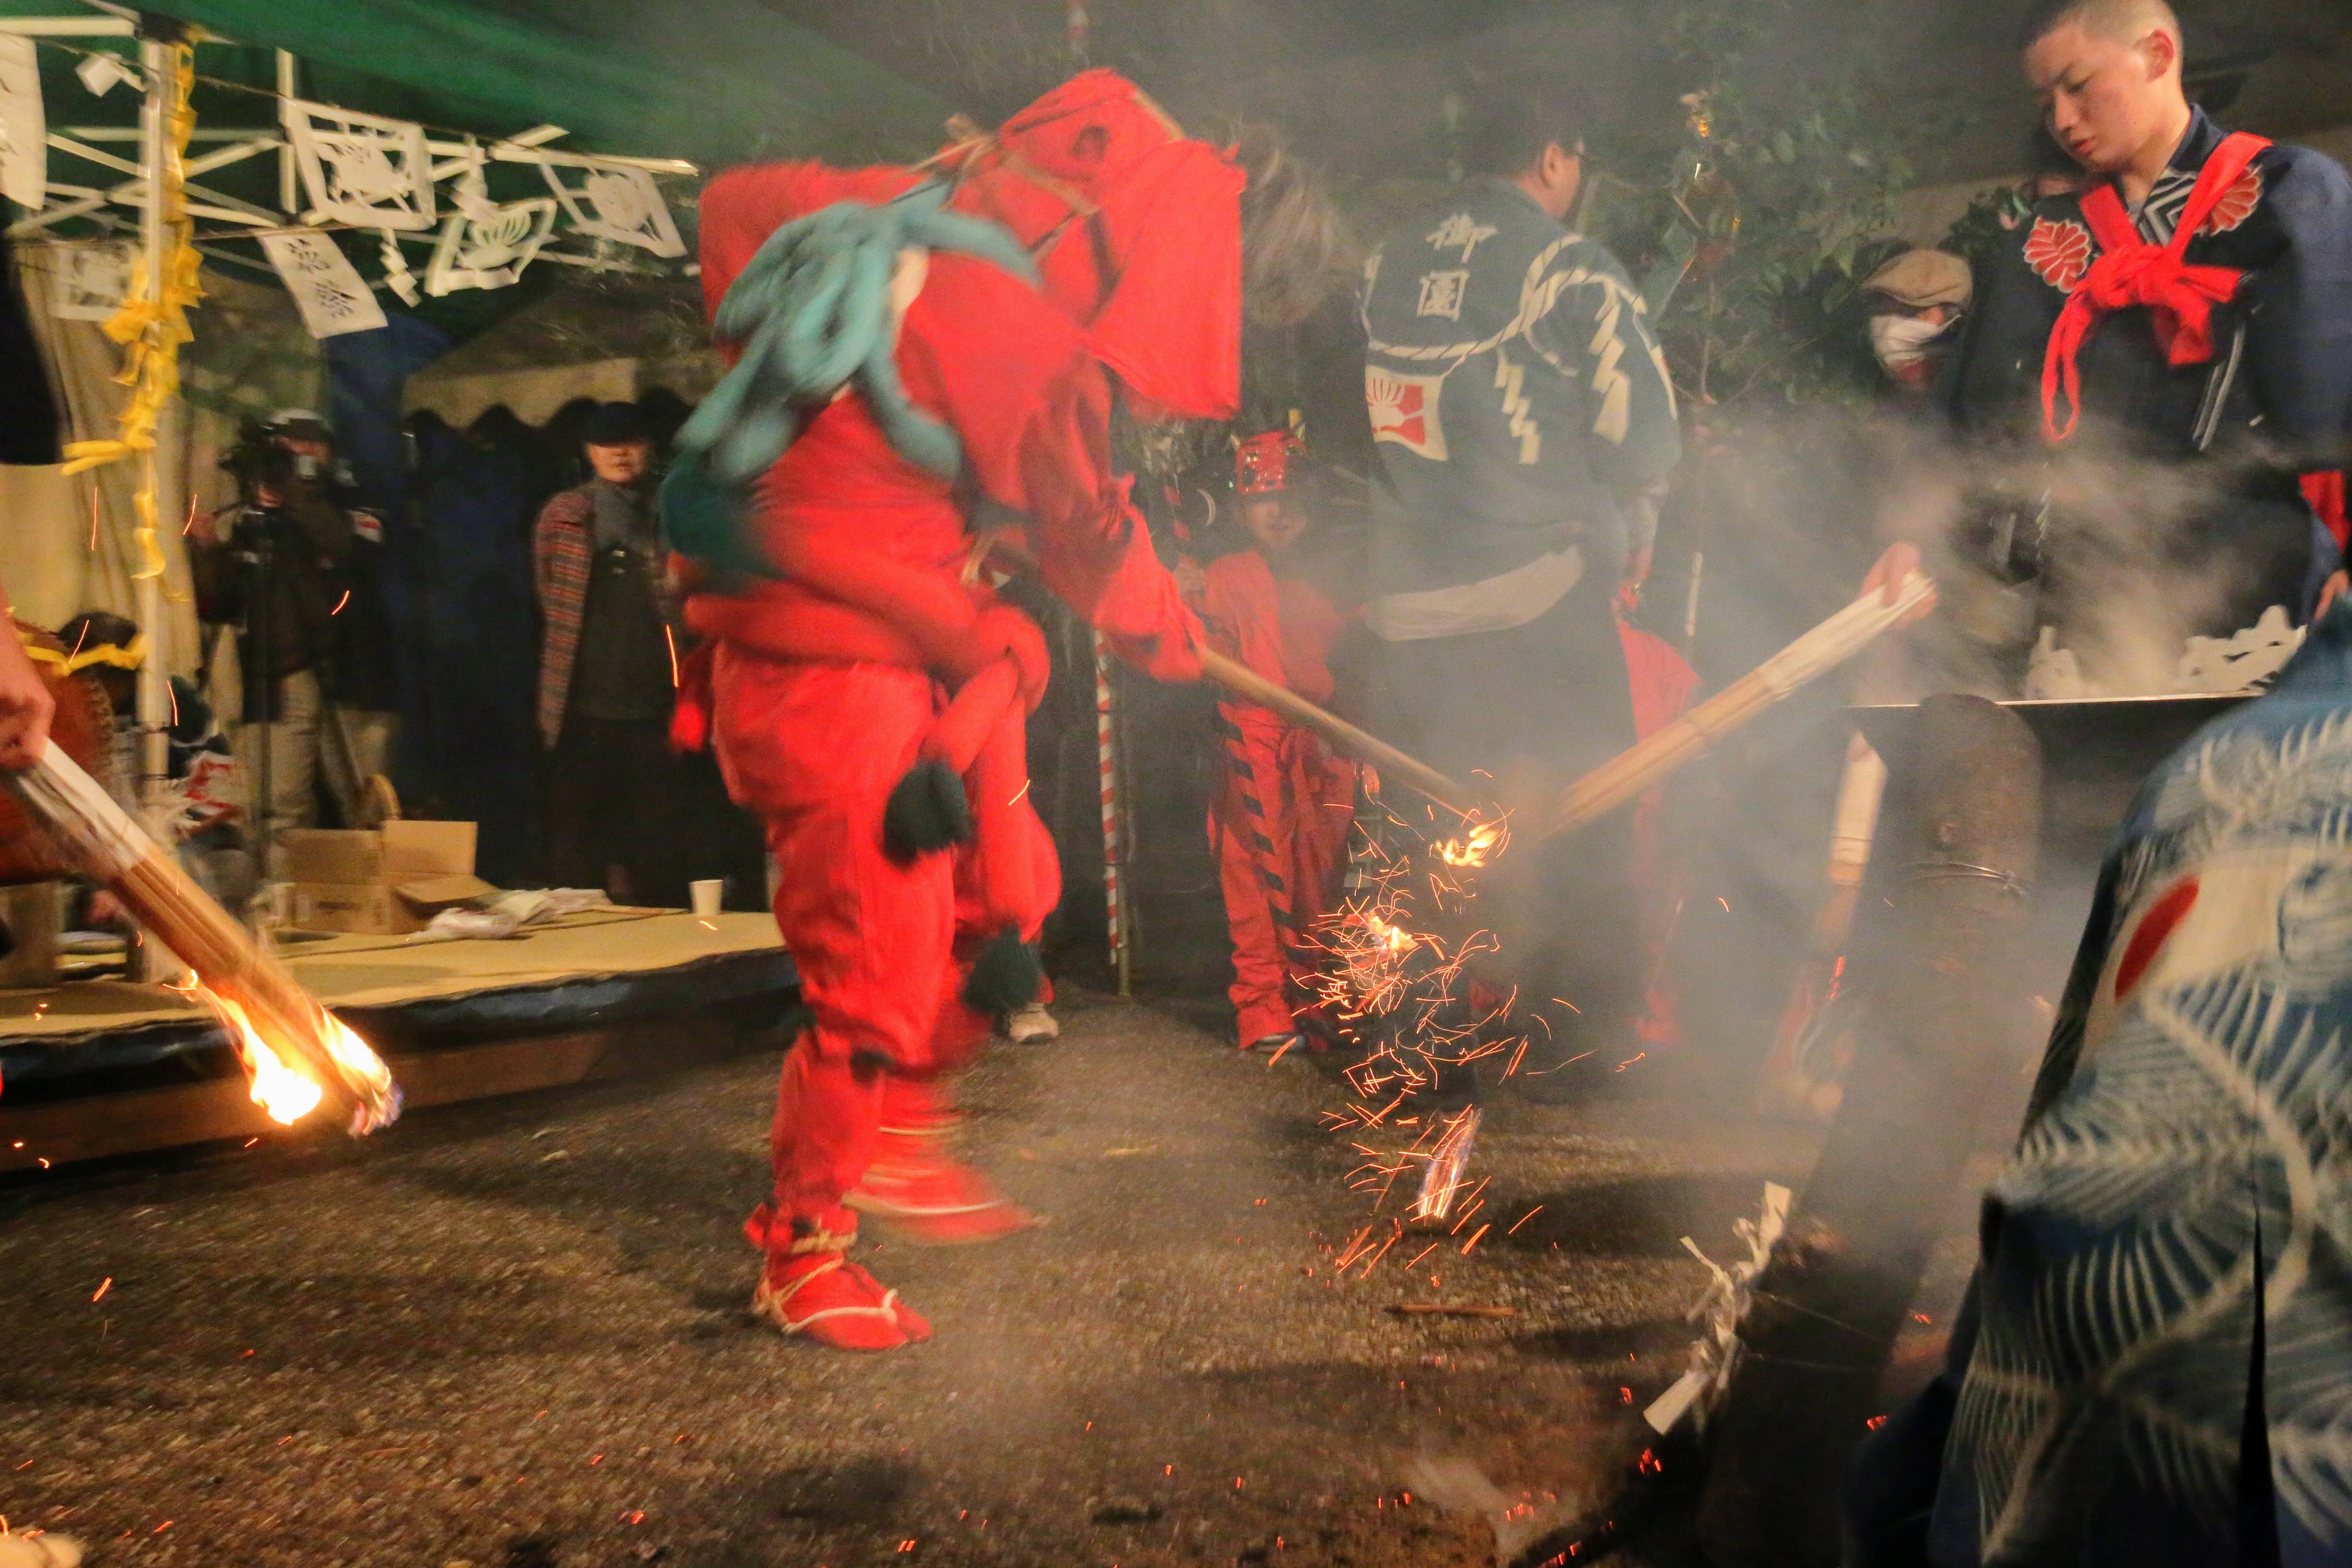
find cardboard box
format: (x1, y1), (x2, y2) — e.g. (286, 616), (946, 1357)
(292, 881), (425, 935)
(291, 873), (500, 936)
(280, 821), (476, 886)
(383, 820), (476, 876)
(283, 820), (487, 935)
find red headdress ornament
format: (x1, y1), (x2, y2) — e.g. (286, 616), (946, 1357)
(935, 69), (1243, 423)
(1234, 430), (1302, 497)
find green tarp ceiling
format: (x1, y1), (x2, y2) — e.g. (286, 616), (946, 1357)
(3, 0), (949, 169)
(1, 0), (951, 338)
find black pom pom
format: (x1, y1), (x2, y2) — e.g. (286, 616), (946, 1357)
(883, 758), (972, 861)
(962, 924), (1043, 1016)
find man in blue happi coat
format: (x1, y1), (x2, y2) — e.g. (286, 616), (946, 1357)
(1358, 83), (1682, 1075)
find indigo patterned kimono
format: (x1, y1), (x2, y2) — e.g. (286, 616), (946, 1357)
(1863, 601), (2352, 1566)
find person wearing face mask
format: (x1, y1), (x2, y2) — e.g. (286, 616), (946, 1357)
(532, 401), (690, 908)
(1941, 0), (2352, 699)
(1864, 250), (1973, 399)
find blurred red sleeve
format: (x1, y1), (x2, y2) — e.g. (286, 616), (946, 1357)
(901, 256), (1203, 681)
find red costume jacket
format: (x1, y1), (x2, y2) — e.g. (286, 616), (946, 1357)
(690, 160), (1198, 680)
(1199, 549), (1346, 705)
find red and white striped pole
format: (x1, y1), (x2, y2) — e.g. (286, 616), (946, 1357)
(1093, 631), (1130, 993)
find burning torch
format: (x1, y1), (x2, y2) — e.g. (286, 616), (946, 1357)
(4, 741), (399, 1133)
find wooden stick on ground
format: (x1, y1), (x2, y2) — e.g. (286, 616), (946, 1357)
(1529, 570), (1935, 844)
(1198, 649), (1474, 818)
(3, 741), (400, 1132)
(1386, 1303), (1521, 1319)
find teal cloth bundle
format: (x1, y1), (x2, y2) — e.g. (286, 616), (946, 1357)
(662, 182), (1040, 578)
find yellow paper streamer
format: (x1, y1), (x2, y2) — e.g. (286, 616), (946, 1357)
(61, 41), (204, 597)
(20, 631), (150, 675)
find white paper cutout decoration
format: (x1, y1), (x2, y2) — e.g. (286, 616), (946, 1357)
(73, 51), (137, 99)
(425, 196), (557, 296)
(47, 240), (133, 322)
(258, 231), (388, 340)
(282, 99), (436, 231)
(0, 35), (44, 212)
(377, 229), (420, 307)
(448, 149), (496, 222)
(536, 155), (684, 257)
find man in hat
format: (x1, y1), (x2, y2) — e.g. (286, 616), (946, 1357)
(677, 70), (1269, 1350)
(1942, 0), (2352, 697)
(190, 409), (364, 866)
(532, 401), (689, 907)
(1863, 250), (1973, 398)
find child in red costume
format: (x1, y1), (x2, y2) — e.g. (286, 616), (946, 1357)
(1186, 432), (1358, 1052)
(679, 73), (1247, 1351)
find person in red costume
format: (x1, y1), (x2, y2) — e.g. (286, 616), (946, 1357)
(1183, 431), (1358, 1054)
(674, 72), (1332, 1351)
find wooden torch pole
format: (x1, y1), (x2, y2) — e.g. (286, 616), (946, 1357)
(1530, 571), (1935, 845)
(1197, 649), (1473, 819)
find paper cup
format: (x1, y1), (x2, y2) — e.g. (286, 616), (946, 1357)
(690, 879), (724, 918)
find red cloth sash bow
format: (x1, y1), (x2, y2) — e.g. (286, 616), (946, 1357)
(2040, 132), (2270, 443)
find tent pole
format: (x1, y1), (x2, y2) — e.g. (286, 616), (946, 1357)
(126, 26), (177, 977)
(275, 50), (297, 214)
(133, 31), (176, 832)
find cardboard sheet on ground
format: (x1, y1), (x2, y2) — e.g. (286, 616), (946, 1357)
(0, 909), (781, 1041)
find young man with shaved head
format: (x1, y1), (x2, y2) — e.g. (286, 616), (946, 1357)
(1943, 0), (2352, 697)
(1841, 10), (2352, 1562)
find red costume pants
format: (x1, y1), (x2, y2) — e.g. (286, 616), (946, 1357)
(710, 646), (1057, 1228)
(1210, 704), (1355, 1044)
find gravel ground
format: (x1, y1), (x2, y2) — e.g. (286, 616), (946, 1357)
(0, 989), (1821, 1568)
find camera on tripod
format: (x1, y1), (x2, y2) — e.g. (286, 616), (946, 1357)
(221, 421), (303, 509)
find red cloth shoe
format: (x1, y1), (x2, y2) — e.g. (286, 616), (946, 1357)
(845, 1124), (1035, 1245)
(744, 1203), (931, 1351)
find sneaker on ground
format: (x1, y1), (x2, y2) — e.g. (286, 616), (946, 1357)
(1004, 1001), (1059, 1043)
(1248, 1031), (1306, 1055)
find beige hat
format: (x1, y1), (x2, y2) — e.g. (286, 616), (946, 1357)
(1864, 249), (1972, 310)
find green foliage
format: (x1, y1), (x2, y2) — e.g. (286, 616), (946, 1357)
(1591, 0), (1914, 417)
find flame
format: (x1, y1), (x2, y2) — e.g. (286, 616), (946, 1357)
(1433, 816), (1507, 869)
(205, 989), (324, 1125)
(317, 1009), (396, 1106)
(188, 982), (395, 1130)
